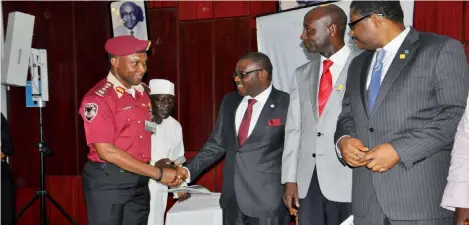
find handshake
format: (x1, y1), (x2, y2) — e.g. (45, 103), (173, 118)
(153, 157), (189, 187)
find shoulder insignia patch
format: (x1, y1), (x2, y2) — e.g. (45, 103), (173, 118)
(95, 81), (113, 97)
(116, 86), (125, 94)
(84, 103), (98, 122)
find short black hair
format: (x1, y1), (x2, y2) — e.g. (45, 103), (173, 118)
(239, 52), (273, 81)
(350, 1), (404, 24)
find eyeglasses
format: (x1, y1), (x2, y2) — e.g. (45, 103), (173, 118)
(348, 13), (383, 30)
(232, 69), (263, 79)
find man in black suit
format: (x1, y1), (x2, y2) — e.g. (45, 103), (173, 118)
(2, 113), (15, 225)
(179, 52), (291, 225)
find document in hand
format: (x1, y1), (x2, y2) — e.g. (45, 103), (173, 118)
(167, 185), (211, 195)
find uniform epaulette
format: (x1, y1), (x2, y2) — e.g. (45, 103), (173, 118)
(94, 81), (114, 97)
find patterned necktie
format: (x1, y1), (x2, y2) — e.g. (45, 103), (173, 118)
(318, 59), (334, 116)
(238, 99), (257, 146)
(368, 50), (387, 112)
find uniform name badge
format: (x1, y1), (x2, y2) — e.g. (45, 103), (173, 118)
(145, 120), (157, 133)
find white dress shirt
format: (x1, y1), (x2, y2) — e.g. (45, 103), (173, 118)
(319, 44), (353, 87)
(235, 84), (273, 137)
(366, 26), (411, 89)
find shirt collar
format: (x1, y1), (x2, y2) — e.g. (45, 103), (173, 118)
(244, 83), (273, 106)
(320, 44), (352, 67)
(106, 71), (145, 98)
(380, 26), (411, 54)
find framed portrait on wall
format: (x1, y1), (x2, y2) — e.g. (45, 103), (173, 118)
(109, 1), (149, 40)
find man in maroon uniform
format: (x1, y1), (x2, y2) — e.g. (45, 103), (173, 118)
(79, 35), (184, 225)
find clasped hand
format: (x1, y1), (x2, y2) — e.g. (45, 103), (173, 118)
(154, 158), (189, 187)
(338, 137), (400, 172)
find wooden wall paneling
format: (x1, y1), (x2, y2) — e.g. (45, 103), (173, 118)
(464, 1), (469, 42)
(178, 1), (213, 21)
(178, 20), (214, 151)
(413, 1), (464, 41)
(73, 1), (112, 174)
(250, 29), (258, 52)
(2, 1), (77, 188)
(30, 2), (77, 176)
(146, 8), (179, 119)
(213, 17), (250, 191)
(162, 1), (178, 8)
(212, 1), (250, 19)
(2, 1), (41, 189)
(249, 1), (277, 29)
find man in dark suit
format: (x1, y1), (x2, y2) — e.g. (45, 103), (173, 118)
(2, 113), (15, 225)
(180, 52), (291, 225)
(335, 1), (469, 225)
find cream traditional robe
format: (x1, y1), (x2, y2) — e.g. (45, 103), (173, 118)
(148, 116), (184, 225)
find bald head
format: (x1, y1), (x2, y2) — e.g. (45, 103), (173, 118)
(305, 4), (347, 39)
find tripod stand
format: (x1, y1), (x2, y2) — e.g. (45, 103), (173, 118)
(15, 101), (77, 225)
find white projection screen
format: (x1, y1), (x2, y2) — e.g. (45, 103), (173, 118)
(256, 1), (415, 93)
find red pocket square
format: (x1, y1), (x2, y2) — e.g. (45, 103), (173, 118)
(268, 118), (281, 126)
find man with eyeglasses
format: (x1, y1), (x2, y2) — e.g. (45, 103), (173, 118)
(335, 1), (469, 225)
(178, 52), (291, 225)
(281, 4), (357, 225)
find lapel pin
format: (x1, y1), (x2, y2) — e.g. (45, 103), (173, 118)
(270, 104), (275, 108)
(337, 84), (344, 92)
(399, 54), (406, 59)
(404, 49), (409, 54)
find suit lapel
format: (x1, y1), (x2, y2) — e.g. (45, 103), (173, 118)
(232, 94), (244, 147)
(308, 60), (321, 121)
(240, 88), (278, 149)
(371, 28), (419, 115)
(359, 51), (374, 117)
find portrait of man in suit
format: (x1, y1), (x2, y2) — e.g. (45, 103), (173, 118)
(179, 52), (291, 225)
(335, 1), (469, 225)
(111, 1), (148, 40)
(282, 4), (356, 225)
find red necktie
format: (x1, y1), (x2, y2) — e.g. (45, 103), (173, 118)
(318, 59), (333, 116)
(238, 99), (257, 146)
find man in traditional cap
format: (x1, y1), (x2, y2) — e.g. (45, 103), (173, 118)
(147, 79), (189, 225)
(79, 35), (185, 225)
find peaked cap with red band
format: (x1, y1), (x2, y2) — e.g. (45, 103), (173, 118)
(105, 35), (151, 56)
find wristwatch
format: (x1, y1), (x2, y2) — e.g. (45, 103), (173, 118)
(155, 167), (163, 182)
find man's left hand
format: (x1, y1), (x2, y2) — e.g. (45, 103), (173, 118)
(359, 143), (400, 173)
(455, 207), (469, 225)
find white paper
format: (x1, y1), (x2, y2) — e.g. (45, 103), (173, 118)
(167, 185), (211, 195)
(340, 215), (354, 225)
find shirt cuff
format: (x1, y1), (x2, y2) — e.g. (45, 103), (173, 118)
(335, 135), (350, 158)
(183, 167), (191, 183)
(441, 181), (469, 211)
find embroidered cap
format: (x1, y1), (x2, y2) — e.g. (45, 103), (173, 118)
(149, 79), (175, 96)
(105, 35), (151, 56)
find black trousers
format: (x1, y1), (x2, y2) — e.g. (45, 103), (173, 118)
(222, 191), (291, 225)
(298, 169), (352, 225)
(83, 161), (150, 225)
(1, 162), (15, 225)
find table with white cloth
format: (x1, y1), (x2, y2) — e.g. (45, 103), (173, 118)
(165, 193), (223, 225)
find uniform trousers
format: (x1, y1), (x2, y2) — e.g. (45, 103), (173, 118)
(83, 161), (150, 225)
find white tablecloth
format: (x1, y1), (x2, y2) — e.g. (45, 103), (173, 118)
(165, 193), (223, 225)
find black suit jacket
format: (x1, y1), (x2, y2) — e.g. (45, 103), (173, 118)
(185, 87), (290, 217)
(1, 113), (13, 180)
